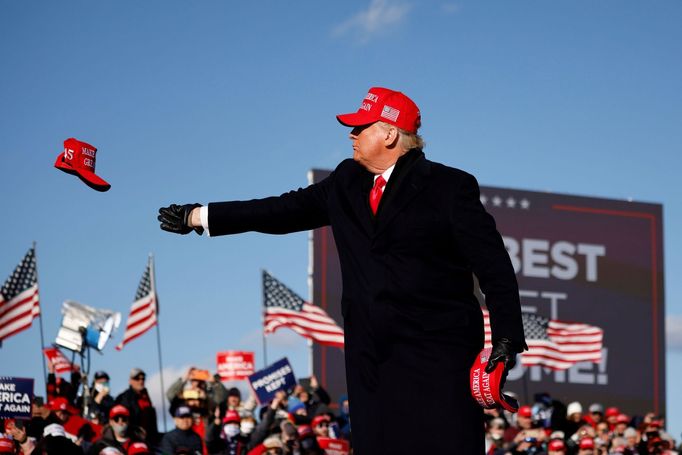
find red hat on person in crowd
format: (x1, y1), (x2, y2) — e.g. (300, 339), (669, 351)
(311, 414), (331, 428)
(579, 438), (595, 449)
(54, 137), (111, 192)
(548, 439), (566, 451)
(518, 406), (532, 418)
(109, 404), (130, 419)
(223, 410), (241, 424)
(0, 437), (14, 454)
(297, 424), (314, 439)
(336, 87), (421, 134)
(616, 414), (629, 424)
(127, 441), (151, 454)
(605, 407), (620, 417)
(49, 396), (77, 414)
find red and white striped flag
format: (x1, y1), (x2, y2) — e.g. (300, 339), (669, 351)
(0, 247), (40, 343)
(482, 308), (603, 370)
(116, 256), (157, 350)
(263, 271), (344, 348)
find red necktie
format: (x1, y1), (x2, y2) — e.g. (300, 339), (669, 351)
(369, 175), (386, 215)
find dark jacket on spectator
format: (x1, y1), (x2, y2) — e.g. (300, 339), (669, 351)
(115, 386), (159, 445)
(158, 427), (203, 455)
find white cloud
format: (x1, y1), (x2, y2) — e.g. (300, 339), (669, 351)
(667, 315), (682, 351)
(332, 0), (412, 44)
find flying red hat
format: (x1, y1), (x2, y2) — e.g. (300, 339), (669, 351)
(54, 137), (110, 192)
(336, 87), (421, 134)
(470, 347), (519, 413)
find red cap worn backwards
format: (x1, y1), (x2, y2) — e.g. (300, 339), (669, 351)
(470, 347), (520, 413)
(336, 87), (421, 134)
(54, 137), (111, 192)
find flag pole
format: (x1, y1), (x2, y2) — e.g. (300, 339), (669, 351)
(33, 242), (48, 395)
(261, 269), (268, 368)
(150, 254), (168, 432)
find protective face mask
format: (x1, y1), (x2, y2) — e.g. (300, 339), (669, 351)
(94, 382), (109, 393)
(240, 422), (255, 434)
(112, 422), (128, 435)
(224, 424), (240, 438)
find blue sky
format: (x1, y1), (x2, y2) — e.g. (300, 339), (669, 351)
(2, 0), (681, 438)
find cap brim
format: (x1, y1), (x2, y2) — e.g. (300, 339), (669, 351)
(76, 169), (111, 192)
(336, 111), (377, 128)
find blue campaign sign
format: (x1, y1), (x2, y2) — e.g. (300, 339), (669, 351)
(248, 357), (297, 404)
(0, 377), (34, 420)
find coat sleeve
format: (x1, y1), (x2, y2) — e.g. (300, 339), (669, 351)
(207, 174), (333, 236)
(450, 172), (528, 352)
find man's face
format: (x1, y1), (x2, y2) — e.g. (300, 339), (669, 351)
(130, 374), (146, 392)
(314, 419), (330, 437)
(175, 415), (193, 431)
(349, 123), (393, 174)
(55, 409), (70, 424)
(517, 415), (532, 429)
(227, 395), (240, 408)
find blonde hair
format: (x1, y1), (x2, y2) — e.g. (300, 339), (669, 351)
(377, 121), (425, 151)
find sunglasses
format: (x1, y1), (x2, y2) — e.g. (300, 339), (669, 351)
(112, 416), (129, 422)
(132, 376), (146, 381)
(316, 422), (329, 428)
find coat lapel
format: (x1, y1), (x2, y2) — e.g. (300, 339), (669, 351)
(374, 150), (431, 237)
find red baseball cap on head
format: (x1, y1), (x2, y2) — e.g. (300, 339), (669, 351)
(50, 396), (71, 412)
(548, 439), (566, 451)
(518, 406), (532, 418)
(109, 404), (130, 419)
(0, 437), (14, 453)
(222, 410), (241, 424)
(54, 137), (111, 192)
(579, 438), (595, 449)
(128, 442), (151, 454)
(616, 414), (629, 424)
(605, 407), (620, 417)
(336, 87), (421, 134)
(311, 414), (331, 428)
(297, 424), (314, 439)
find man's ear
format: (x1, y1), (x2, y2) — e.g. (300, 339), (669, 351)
(383, 126), (399, 148)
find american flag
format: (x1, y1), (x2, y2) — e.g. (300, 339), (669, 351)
(116, 256), (157, 350)
(380, 105), (400, 122)
(483, 309), (603, 370)
(0, 247), (40, 343)
(263, 271), (344, 348)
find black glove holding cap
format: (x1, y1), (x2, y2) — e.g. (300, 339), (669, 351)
(485, 338), (517, 374)
(158, 203), (204, 235)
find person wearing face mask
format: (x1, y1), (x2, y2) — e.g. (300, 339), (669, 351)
(78, 371), (115, 425)
(206, 410), (247, 454)
(485, 417), (508, 454)
(87, 405), (145, 455)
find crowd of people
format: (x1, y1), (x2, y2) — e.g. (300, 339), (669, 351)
(0, 364), (678, 454)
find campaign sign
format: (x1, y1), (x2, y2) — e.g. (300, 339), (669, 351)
(247, 357), (296, 404)
(0, 377), (33, 419)
(43, 347), (77, 374)
(216, 351), (255, 381)
(317, 438), (350, 455)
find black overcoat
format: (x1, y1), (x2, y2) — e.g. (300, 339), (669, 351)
(207, 149), (526, 454)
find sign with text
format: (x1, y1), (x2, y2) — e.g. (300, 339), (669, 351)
(247, 357), (296, 404)
(216, 351), (255, 382)
(317, 438), (350, 455)
(310, 169), (665, 417)
(0, 377), (34, 419)
(43, 347), (77, 374)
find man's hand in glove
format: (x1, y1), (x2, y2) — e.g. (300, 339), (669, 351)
(484, 338), (517, 375)
(158, 203), (204, 235)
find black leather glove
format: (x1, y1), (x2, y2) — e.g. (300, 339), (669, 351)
(485, 338), (517, 374)
(158, 203), (204, 235)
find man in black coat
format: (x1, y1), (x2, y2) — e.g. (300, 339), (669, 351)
(159, 87), (527, 454)
(114, 368), (159, 446)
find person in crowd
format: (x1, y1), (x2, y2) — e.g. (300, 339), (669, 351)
(87, 405), (146, 455)
(115, 368), (159, 446)
(4, 419), (36, 454)
(613, 414), (630, 437)
(50, 396), (101, 445)
(225, 387), (257, 418)
(547, 439), (567, 455)
(623, 427), (640, 453)
(504, 405), (535, 444)
(239, 415), (257, 440)
(292, 376), (330, 419)
(605, 407), (621, 431)
(167, 367), (227, 417)
(485, 417), (507, 454)
(159, 405), (203, 455)
(33, 423), (84, 454)
(0, 436), (14, 455)
(83, 371), (115, 425)
(310, 415), (331, 440)
(296, 425), (324, 455)
(585, 403), (605, 429)
(336, 395), (350, 442)
(206, 409), (248, 454)
(46, 362), (81, 405)
(278, 421), (300, 455)
(128, 441), (153, 454)
(577, 437), (596, 455)
(563, 401), (586, 439)
(258, 435), (285, 455)
(26, 395), (60, 441)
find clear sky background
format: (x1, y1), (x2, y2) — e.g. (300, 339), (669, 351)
(2, 0), (681, 439)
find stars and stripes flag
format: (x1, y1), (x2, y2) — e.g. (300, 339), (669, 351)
(116, 257), (157, 350)
(0, 247), (41, 343)
(483, 309), (603, 370)
(263, 271), (344, 348)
